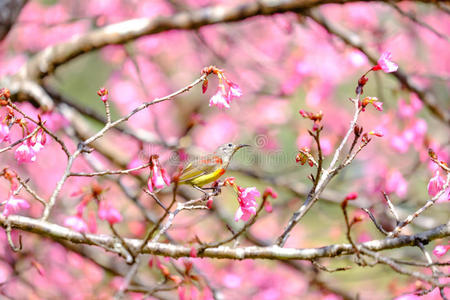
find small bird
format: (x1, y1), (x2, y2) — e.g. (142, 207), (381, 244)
(178, 143), (249, 188)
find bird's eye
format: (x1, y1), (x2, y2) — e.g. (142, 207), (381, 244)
(228, 143), (232, 147)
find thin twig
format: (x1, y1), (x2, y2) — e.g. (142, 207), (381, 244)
(69, 163), (151, 177)
(389, 172), (450, 237)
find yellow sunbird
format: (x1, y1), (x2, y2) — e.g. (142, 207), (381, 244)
(178, 143), (250, 188)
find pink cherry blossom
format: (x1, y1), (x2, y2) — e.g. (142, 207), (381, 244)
(427, 171), (445, 197)
(226, 80), (242, 99)
(208, 78), (242, 109)
(15, 141), (37, 163)
(372, 101), (383, 111)
(64, 215), (88, 233)
(0, 124), (10, 143)
(2, 195), (30, 217)
(30, 130), (47, 152)
(150, 165), (166, 190)
(373, 51), (398, 73)
(209, 88), (230, 109)
(98, 202), (122, 225)
(432, 244), (450, 257)
(147, 156), (171, 192)
(235, 187), (260, 222)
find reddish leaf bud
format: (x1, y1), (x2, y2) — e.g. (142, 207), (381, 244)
(202, 78), (208, 94)
(344, 192), (358, 201)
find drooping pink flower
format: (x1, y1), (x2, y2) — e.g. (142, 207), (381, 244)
(235, 187), (260, 222)
(0, 124), (10, 143)
(209, 88), (230, 109)
(30, 130), (47, 152)
(2, 195), (30, 217)
(433, 244), (450, 257)
(427, 171), (445, 197)
(98, 202), (122, 225)
(262, 187), (277, 213)
(226, 79), (242, 99)
(208, 77), (242, 109)
(64, 215), (88, 233)
(149, 165), (166, 190)
(147, 155), (171, 191)
(14, 141), (37, 163)
(372, 51), (398, 73)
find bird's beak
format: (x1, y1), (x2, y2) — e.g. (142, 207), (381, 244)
(236, 144), (251, 150)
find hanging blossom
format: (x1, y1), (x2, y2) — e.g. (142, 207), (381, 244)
(427, 170), (445, 197)
(147, 154), (171, 192)
(2, 195), (30, 217)
(98, 201), (122, 225)
(14, 129), (47, 163)
(262, 187), (277, 213)
(372, 51), (398, 73)
(201, 66), (242, 109)
(15, 141), (37, 163)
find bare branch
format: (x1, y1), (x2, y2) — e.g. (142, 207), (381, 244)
(1, 214), (448, 261)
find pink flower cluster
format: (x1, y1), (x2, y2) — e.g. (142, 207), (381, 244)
(14, 130), (47, 163)
(147, 155), (171, 192)
(202, 67), (242, 109)
(64, 185), (123, 232)
(209, 78), (242, 109)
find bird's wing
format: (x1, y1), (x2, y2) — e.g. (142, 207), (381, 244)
(178, 157), (221, 183)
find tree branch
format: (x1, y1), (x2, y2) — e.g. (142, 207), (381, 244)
(1, 215), (448, 261)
